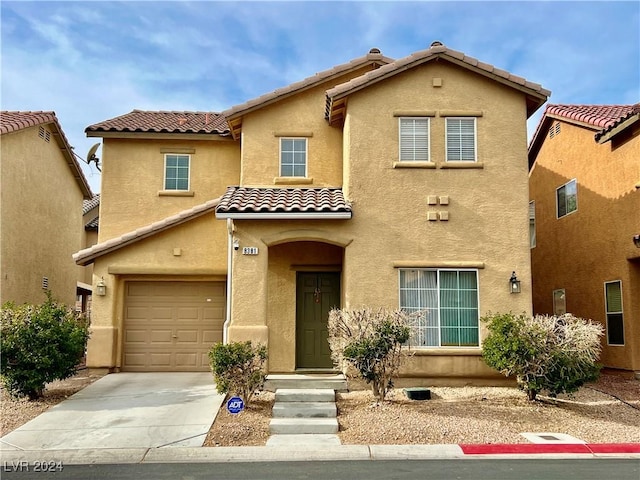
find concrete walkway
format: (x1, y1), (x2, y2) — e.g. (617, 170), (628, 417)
(0, 373), (224, 451)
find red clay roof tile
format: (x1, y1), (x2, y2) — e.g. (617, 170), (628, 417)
(545, 104), (639, 129)
(86, 110), (230, 135)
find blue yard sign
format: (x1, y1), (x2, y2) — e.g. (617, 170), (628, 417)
(227, 396), (245, 414)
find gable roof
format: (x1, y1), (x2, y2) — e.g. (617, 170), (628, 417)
(73, 197), (220, 266)
(528, 103), (640, 168)
(222, 48), (393, 139)
(0, 111), (93, 199)
(82, 193), (101, 214)
(216, 186), (352, 219)
(325, 41), (551, 126)
(86, 110), (230, 137)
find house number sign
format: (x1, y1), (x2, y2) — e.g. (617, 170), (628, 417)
(242, 247), (259, 255)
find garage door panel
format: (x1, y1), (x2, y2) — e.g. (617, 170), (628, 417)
(123, 281), (225, 372)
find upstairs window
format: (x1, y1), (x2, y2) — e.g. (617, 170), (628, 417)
(605, 281), (624, 345)
(529, 201), (536, 248)
(399, 117), (430, 161)
(556, 179), (577, 218)
(446, 118), (476, 162)
(400, 269), (479, 348)
(164, 154), (190, 191)
(280, 138), (307, 177)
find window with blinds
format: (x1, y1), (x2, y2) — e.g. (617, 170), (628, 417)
(446, 118), (476, 161)
(399, 118), (429, 162)
(529, 201), (536, 248)
(605, 281), (624, 345)
(399, 269), (479, 347)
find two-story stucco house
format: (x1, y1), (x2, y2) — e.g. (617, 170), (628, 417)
(75, 42), (550, 383)
(1, 111), (94, 307)
(528, 104), (640, 378)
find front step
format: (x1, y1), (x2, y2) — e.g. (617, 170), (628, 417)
(266, 434), (341, 447)
(265, 374), (347, 392)
(270, 418), (339, 435)
(275, 388), (336, 403)
(273, 401), (336, 418)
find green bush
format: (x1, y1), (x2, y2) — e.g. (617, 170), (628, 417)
(208, 341), (267, 403)
(1, 293), (90, 399)
(482, 312), (603, 400)
(328, 307), (414, 402)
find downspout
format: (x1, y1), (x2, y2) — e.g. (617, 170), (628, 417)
(223, 218), (234, 344)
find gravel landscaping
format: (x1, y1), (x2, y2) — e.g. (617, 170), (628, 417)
(3, 370), (638, 447)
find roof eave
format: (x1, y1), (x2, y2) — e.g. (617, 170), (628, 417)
(86, 130), (233, 141)
(596, 113), (640, 144)
(215, 212), (352, 220)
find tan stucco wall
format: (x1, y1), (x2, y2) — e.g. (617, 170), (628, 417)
(86, 213), (227, 368)
(1, 125), (85, 306)
(529, 121), (640, 372)
(227, 61), (535, 380)
(98, 137), (240, 241)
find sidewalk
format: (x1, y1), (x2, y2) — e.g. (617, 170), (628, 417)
(1, 443), (639, 465)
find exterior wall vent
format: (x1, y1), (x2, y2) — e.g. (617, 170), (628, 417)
(42, 276), (49, 290)
(38, 126), (51, 142)
(548, 122), (561, 139)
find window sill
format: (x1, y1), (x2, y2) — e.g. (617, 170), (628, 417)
(440, 162), (484, 169)
(393, 161), (436, 169)
(273, 177), (313, 185)
(409, 347), (482, 356)
(158, 190), (195, 197)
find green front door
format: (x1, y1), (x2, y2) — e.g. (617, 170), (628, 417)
(296, 272), (340, 369)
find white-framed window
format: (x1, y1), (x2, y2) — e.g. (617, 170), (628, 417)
(399, 269), (479, 347)
(164, 154), (190, 191)
(556, 179), (577, 218)
(446, 117), (476, 162)
(280, 138), (307, 177)
(552, 289), (566, 316)
(399, 117), (430, 162)
(605, 281), (624, 345)
(529, 201), (536, 248)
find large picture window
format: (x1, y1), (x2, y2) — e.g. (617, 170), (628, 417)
(280, 138), (307, 177)
(164, 154), (190, 191)
(445, 118), (476, 162)
(399, 117), (429, 162)
(399, 269), (479, 347)
(557, 179), (577, 218)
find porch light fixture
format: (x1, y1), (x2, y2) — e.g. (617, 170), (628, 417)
(510, 271), (521, 294)
(96, 277), (107, 296)
(634, 234), (640, 248)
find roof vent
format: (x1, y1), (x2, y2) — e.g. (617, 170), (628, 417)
(177, 118), (188, 126)
(369, 48), (381, 55)
(430, 41), (444, 47)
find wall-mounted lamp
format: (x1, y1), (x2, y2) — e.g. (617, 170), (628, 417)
(634, 234), (640, 248)
(233, 239), (240, 251)
(96, 277), (107, 296)
(510, 271), (521, 294)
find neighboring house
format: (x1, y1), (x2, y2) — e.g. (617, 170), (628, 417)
(0, 111), (93, 307)
(528, 104), (640, 377)
(74, 42), (550, 382)
(77, 193), (100, 314)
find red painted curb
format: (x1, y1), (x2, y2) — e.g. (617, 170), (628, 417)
(459, 443), (640, 455)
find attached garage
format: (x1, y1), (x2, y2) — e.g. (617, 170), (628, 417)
(123, 281), (225, 371)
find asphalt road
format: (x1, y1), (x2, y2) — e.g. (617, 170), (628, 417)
(2, 459), (639, 480)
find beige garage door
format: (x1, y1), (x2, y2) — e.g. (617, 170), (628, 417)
(123, 281), (225, 372)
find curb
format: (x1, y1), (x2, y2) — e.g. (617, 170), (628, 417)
(1, 444), (638, 465)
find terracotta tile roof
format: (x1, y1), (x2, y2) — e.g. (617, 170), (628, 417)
(528, 103), (640, 168)
(85, 110), (230, 135)
(73, 197), (220, 266)
(85, 216), (99, 231)
(215, 186), (352, 218)
(325, 41), (550, 123)
(82, 194), (101, 214)
(594, 103), (640, 142)
(0, 111), (93, 199)
(545, 104), (639, 130)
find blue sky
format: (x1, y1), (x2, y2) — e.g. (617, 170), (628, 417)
(2, 1), (639, 193)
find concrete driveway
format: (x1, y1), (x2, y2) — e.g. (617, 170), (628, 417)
(0, 373), (225, 451)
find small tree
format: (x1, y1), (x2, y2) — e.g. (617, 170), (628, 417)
(208, 341), (267, 403)
(328, 307), (414, 402)
(482, 312), (603, 401)
(1, 293), (90, 399)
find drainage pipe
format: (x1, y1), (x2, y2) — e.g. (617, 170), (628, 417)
(223, 218), (234, 344)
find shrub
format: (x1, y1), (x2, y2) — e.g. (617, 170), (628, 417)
(482, 312), (603, 400)
(1, 293), (90, 399)
(208, 341), (267, 403)
(328, 307), (414, 402)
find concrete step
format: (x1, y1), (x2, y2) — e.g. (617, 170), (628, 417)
(275, 388), (336, 403)
(266, 434), (341, 447)
(265, 374), (347, 392)
(272, 401), (337, 418)
(269, 418), (339, 435)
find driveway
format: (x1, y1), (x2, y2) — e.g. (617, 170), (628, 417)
(0, 373), (224, 450)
